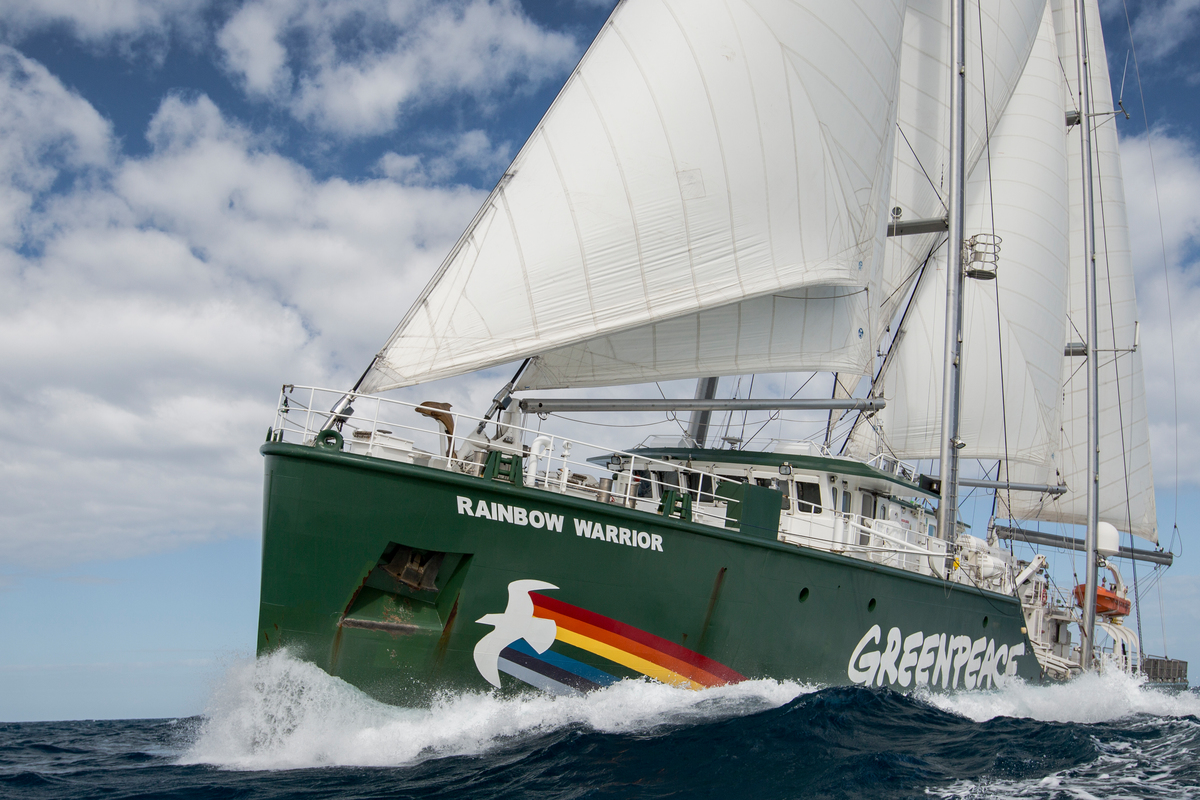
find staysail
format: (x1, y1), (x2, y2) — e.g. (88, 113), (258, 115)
(851, 3), (1069, 468)
(1001, 0), (1157, 542)
(874, 0), (1049, 345)
(360, 0), (908, 393)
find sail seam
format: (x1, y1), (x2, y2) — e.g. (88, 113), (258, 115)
(495, 188), (539, 338)
(721, 0), (779, 285)
(544, 79), (608, 320)
(608, 19), (704, 307)
(659, 0), (747, 298)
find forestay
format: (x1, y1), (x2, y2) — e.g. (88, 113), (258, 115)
(361, 0), (907, 393)
(1002, 0), (1156, 542)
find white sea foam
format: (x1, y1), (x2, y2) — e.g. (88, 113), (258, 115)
(180, 650), (814, 770)
(182, 651), (1200, 773)
(921, 669), (1200, 724)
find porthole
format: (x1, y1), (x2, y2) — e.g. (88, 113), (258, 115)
(798, 587), (810, 603)
(868, 598), (877, 612)
(983, 616), (989, 628)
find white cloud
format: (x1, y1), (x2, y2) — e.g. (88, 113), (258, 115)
(1121, 129), (1200, 489)
(0, 47), (111, 245)
(0, 60), (487, 566)
(377, 128), (512, 184)
(215, 1), (291, 97)
(217, 0), (579, 136)
(1128, 0), (1200, 62)
(0, 0), (203, 50)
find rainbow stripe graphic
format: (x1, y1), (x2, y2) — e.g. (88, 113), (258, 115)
(494, 592), (743, 694)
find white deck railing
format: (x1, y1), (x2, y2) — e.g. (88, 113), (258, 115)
(272, 385), (748, 530)
(271, 386), (962, 581)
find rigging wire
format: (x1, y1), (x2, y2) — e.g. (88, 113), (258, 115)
(654, 381), (692, 437)
(1119, 0), (1182, 558)
(897, 123), (947, 211)
(742, 372), (819, 444)
(1089, 76), (1144, 656)
(1068, 3), (1149, 660)
(1115, 0), (1187, 655)
(547, 415), (681, 429)
(840, 240), (943, 457)
(976, 0), (1015, 526)
(739, 375), (755, 443)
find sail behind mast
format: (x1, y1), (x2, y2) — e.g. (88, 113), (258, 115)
(848, 4), (1069, 468)
(876, 0), (1049, 344)
(1002, 0), (1157, 542)
(360, 0), (908, 393)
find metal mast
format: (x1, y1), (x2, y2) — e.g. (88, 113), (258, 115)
(686, 377), (721, 448)
(937, 0), (967, 542)
(1076, 0), (1101, 671)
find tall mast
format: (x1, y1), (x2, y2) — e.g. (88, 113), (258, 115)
(937, 0), (967, 542)
(686, 377), (721, 448)
(1076, 0), (1100, 672)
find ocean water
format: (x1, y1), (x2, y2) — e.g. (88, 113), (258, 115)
(3, 652), (1199, 800)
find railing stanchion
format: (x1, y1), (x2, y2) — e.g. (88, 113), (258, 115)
(303, 387), (315, 439)
(624, 457), (635, 507)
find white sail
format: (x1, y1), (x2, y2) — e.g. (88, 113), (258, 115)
(876, 0), (1049, 342)
(1002, 0), (1157, 542)
(516, 286), (871, 390)
(360, 0), (908, 393)
(849, 4), (1069, 467)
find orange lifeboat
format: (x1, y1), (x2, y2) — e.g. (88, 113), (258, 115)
(1073, 583), (1131, 618)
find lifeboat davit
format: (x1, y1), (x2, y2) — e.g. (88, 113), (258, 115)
(1073, 584), (1131, 618)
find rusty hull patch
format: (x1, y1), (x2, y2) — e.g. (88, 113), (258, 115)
(338, 616), (420, 635)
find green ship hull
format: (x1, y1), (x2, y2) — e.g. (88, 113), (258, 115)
(257, 442), (1040, 704)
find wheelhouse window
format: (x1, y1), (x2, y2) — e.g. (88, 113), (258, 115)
(652, 470), (680, 496)
(860, 492), (876, 520)
(796, 481), (822, 514)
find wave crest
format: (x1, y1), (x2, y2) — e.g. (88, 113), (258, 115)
(180, 650), (812, 770)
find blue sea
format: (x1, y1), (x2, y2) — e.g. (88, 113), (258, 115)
(3, 653), (1198, 799)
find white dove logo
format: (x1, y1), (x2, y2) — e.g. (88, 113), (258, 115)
(473, 579), (559, 687)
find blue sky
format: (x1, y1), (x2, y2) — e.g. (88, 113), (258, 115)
(1, 0), (1198, 721)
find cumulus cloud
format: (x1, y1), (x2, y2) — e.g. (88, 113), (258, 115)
(0, 0), (204, 53)
(0, 57), (486, 566)
(377, 129), (512, 184)
(217, 0), (579, 136)
(0, 48), (111, 244)
(1126, 0), (1200, 63)
(1121, 129), (1200, 489)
